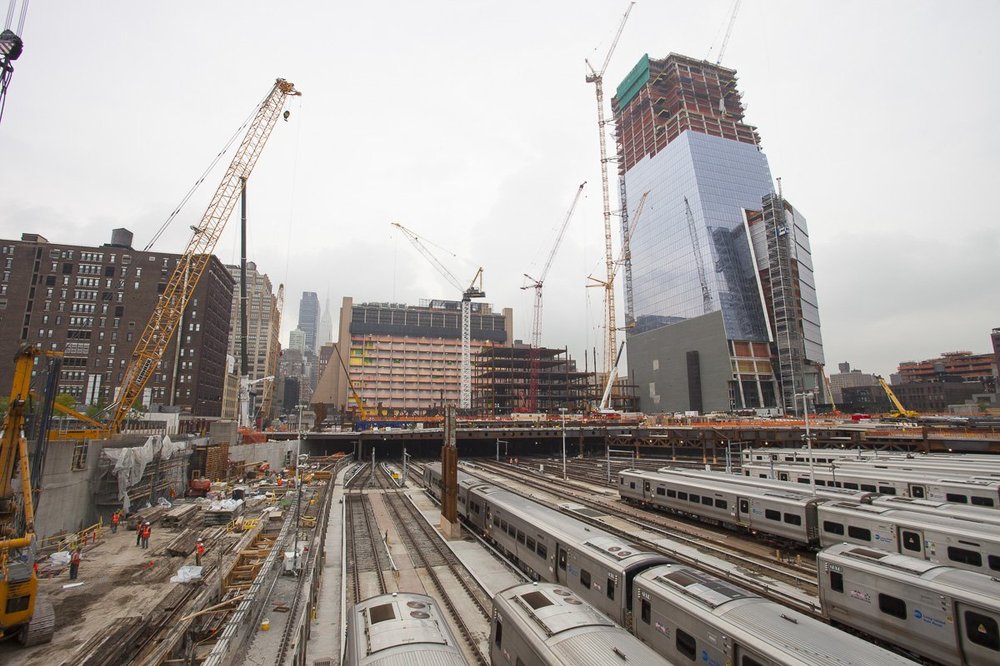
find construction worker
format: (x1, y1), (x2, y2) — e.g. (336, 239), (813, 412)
(110, 510), (120, 534)
(135, 518), (143, 547)
(140, 522), (151, 549)
(195, 539), (205, 566)
(69, 548), (81, 580)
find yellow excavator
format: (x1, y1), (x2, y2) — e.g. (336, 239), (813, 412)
(876, 375), (919, 419)
(0, 346), (56, 645)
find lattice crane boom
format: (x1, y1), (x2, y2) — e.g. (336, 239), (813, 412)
(111, 79), (300, 432)
(588, 190), (648, 292)
(586, 2), (635, 375)
(684, 196), (715, 314)
(391, 223), (484, 409)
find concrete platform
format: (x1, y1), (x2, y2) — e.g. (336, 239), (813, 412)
(304, 468), (347, 665)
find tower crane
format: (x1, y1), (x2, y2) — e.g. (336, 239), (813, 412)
(586, 1), (635, 376)
(111, 79), (300, 432)
(521, 181), (586, 412)
(588, 191), (649, 311)
(715, 0), (743, 65)
(0, 0), (27, 125)
(391, 223), (484, 410)
(684, 197), (715, 314)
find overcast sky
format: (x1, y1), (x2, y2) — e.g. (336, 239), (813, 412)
(1, 1), (997, 380)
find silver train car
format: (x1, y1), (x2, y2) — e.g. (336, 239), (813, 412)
(619, 468), (822, 545)
(871, 495), (1000, 528)
(743, 447), (1000, 469)
(743, 462), (1000, 506)
(425, 462), (672, 626)
(818, 543), (1000, 666)
(634, 563), (914, 666)
(816, 501), (1000, 575)
(657, 466), (879, 503)
(344, 592), (468, 665)
(490, 582), (670, 665)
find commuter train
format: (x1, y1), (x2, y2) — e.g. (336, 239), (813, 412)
(742, 462), (1000, 506)
(424, 463), (912, 665)
(657, 465), (880, 504)
(344, 592), (468, 665)
(742, 446), (1000, 468)
(819, 543), (1000, 666)
(620, 468), (1000, 573)
(489, 582), (669, 665)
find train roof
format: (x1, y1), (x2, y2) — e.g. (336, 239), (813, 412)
(625, 469), (822, 506)
(349, 593), (466, 664)
(493, 583), (666, 665)
(637, 564), (913, 665)
(658, 467), (877, 501)
(820, 543), (1000, 604)
(871, 495), (1000, 523)
(744, 462), (1000, 486)
(821, 501), (1000, 532)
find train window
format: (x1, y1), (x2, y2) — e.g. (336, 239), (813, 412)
(911, 486), (925, 498)
(676, 628), (697, 660)
(829, 571), (844, 593)
(678, 492), (688, 501)
(526, 536), (536, 551)
(517, 531), (525, 545)
(861, 484), (877, 492)
(742, 657), (767, 666)
(715, 499), (727, 509)
(902, 531), (922, 552)
(965, 610), (1000, 650)
(640, 598), (651, 624)
(607, 577), (615, 600)
(629, 482), (636, 489)
(494, 617), (503, 647)
(644, 482), (651, 492)
(516, 659), (525, 666)
(779, 473), (789, 481)
(508, 524), (516, 537)
(879, 486), (896, 495)
(702, 496), (713, 506)
(689, 494), (700, 503)
(783, 513), (802, 525)
(558, 549), (566, 570)
(369, 603), (396, 624)
(739, 499), (749, 513)
(848, 526), (872, 541)
(878, 594), (907, 620)
(815, 479), (827, 486)
(493, 516), (500, 527)
(758, 474), (767, 478)
(765, 509), (780, 521)
(620, 477), (624, 484)
(823, 521), (845, 535)
(990, 554), (1000, 572)
(537, 543), (547, 559)
(500, 520), (508, 532)
(580, 569), (591, 589)
(948, 546), (983, 567)
(972, 496), (995, 507)
(947, 494), (969, 504)
(657, 487), (666, 496)
(797, 478), (809, 484)
(844, 483), (860, 490)
(667, 489), (677, 498)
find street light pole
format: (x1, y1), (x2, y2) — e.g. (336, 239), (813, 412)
(559, 407), (568, 480)
(294, 403), (304, 572)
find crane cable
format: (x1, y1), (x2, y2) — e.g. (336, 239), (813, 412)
(142, 86), (274, 252)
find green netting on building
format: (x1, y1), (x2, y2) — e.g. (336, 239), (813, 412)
(615, 53), (650, 109)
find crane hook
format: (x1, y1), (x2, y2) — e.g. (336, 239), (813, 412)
(283, 110), (290, 122)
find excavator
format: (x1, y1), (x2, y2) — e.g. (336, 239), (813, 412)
(0, 346), (57, 645)
(876, 375), (919, 419)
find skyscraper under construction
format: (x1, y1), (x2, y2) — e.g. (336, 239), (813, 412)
(613, 53), (825, 414)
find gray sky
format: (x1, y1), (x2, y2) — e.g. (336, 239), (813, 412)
(1, 1), (997, 380)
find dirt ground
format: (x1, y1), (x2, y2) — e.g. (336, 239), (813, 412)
(0, 523), (196, 665)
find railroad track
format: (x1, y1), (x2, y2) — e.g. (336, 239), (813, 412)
(345, 463), (389, 604)
(375, 466), (491, 665)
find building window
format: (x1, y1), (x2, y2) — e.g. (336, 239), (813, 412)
(71, 441), (89, 471)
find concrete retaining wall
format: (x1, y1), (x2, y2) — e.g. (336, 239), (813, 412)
(34, 440), (104, 541)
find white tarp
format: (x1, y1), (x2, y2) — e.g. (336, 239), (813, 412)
(102, 435), (188, 513)
(170, 565), (203, 583)
(207, 499), (243, 512)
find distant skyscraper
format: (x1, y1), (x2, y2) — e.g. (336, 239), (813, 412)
(288, 328), (306, 353)
(613, 53), (825, 414)
(317, 296), (333, 350)
(297, 291), (319, 353)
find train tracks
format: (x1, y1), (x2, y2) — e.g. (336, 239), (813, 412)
(345, 464), (391, 604)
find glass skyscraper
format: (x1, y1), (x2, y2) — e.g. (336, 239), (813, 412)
(613, 53), (825, 413)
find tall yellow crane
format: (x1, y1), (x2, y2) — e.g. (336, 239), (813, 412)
(876, 375), (918, 419)
(111, 79), (300, 432)
(521, 181), (586, 411)
(586, 1), (635, 375)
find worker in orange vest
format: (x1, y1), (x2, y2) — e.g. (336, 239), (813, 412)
(140, 522), (152, 549)
(195, 539), (205, 566)
(69, 548), (82, 580)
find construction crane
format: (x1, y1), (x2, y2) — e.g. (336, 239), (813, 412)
(684, 197), (715, 314)
(875, 375), (919, 419)
(521, 181), (586, 411)
(586, 1), (635, 376)
(588, 191), (649, 315)
(111, 79), (300, 432)
(391, 223), (485, 410)
(715, 0), (742, 65)
(1, 346), (56, 646)
(0, 0), (27, 125)
(598, 341), (627, 412)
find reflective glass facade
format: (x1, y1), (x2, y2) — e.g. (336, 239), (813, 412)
(626, 131), (773, 341)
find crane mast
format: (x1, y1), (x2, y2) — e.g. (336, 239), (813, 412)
(586, 2), (634, 375)
(522, 182), (586, 411)
(110, 79), (300, 432)
(391, 223), (484, 410)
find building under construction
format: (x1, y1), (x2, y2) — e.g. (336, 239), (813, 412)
(472, 343), (637, 416)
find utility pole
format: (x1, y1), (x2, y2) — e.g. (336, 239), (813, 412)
(439, 405), (460, 539)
